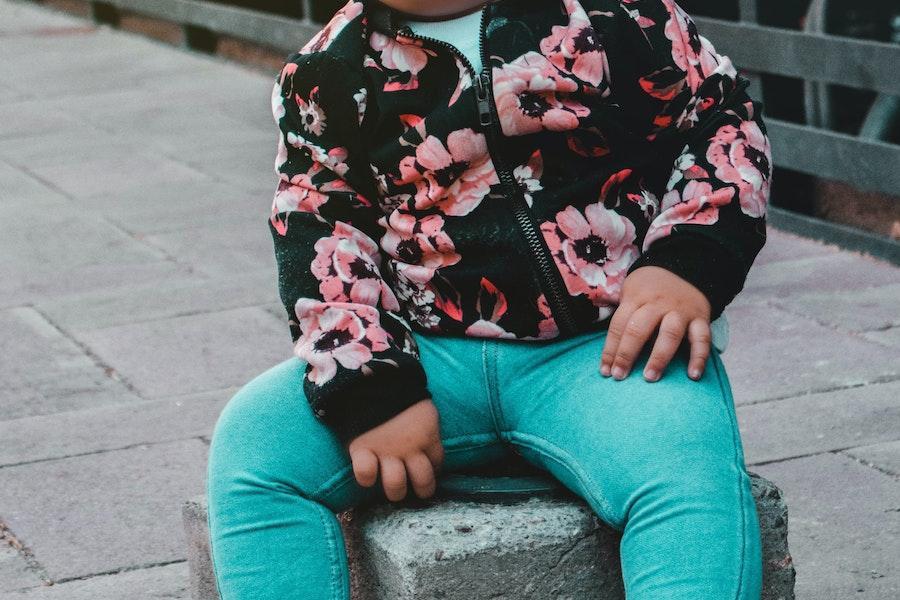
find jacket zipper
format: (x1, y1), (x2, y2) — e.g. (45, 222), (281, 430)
(396, 8), (581, 337)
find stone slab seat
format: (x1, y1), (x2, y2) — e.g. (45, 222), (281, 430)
(183, 458), (796, 599)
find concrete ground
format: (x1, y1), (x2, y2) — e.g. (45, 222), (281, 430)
(1, 1), (898, 598)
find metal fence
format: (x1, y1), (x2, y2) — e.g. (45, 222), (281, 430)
(83, 0), (900, 261)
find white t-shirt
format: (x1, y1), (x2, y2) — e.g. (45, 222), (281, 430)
(396, 8), (484, 73)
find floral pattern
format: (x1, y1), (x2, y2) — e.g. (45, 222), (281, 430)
(267, 0), (770, 443)
(541, 203), (639, 319)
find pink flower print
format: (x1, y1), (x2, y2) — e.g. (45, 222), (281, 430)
(566, 127), (610, 157)
(492, 51), (590, 136)
(706, 121), (771, 218)
(642, 180), (735, 250)
(370, 32), (435, 92)
(378, 211), (462, 285)
(392, 265), (443, 331)
(295, 85), (326, 136)
(285, 131), (351, 178)
(300, 0), (363, 54)
(293, 300), (390, 386)
(448, 58), (472, 107)
(666, 150), (709, 190)
(535, 293), (558, 338)
(311, 221), (401, 312)
(513, 150), (543, 207)
(395, 128), (498, 216)
(538, 0), (611, 89)
(662, 0), (732, 92)
(541, 203), (639, 308)
(352, 88), (367, 125)
(464, 278), (518, 338)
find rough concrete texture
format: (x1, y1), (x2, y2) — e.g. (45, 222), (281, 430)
(183, 472), (794, 600)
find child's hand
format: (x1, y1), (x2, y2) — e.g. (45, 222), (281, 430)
(346, 398), (444, 502)
(600, 266), (712, 383)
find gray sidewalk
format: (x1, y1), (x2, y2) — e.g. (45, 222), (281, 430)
(1, 1), (898, 598)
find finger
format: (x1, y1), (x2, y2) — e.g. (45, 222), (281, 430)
(404, 452), (437, 499)
(600, 301), (638, 376)
(686, 318), (712, 380)
(643, 311), (688, 382)
(349, 446), (379, 488)
(422, 438), (445, 476)
(611, 305), (662, 380)
(378, 455), (408, 502)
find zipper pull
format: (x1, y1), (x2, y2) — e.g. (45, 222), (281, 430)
(475, 70), (493, 128)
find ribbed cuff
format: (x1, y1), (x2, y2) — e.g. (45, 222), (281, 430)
(303, 352), (431, 447)
(626, 234), (745, 321)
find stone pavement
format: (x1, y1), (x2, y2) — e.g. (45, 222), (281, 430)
(0, 1), (898, 598)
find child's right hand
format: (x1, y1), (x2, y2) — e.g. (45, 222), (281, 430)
(346, 398), (444, 502)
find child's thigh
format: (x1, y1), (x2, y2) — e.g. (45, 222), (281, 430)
(498, 333), (747, 528)
(207, 356), (377, 513)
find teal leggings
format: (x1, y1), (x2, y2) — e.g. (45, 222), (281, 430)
(206, 327), (762, 599)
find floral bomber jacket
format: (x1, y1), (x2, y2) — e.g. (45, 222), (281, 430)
(268, 0), (772, 444)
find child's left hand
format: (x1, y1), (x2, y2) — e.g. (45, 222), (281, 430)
(599, 266), (712, 383)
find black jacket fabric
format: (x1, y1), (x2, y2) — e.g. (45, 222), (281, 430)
(268, 0), (771, 444)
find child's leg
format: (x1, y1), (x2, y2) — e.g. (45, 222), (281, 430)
(206, 331), (509, 600)
(492, 330), (762, 599)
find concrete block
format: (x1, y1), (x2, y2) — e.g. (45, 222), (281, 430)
(754, 453), (900, 599)
(184, 472), (795, 600)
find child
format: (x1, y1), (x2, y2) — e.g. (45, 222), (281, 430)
(207, 0), (771, 597)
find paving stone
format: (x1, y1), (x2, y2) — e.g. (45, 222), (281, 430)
(844, 440), (900, 478)
(0, 205), (189, 307)
(737, 381), (900, 465)
(25, 151), (208, 199)
(76, 306), (289, 398)
(753, 453), (900, 599)
(0, 545), (43, 593)
(0, 562), (188, 599)
(862, 327), (900, 349)
(721, 303), (900, 404)
(0, 160), (69, 209)
(0, 307), (140, 421)
(73, 179), (272, 236)
(145, 221), (276, 278)
(755, 228), (842, 265)
(0, 0), (84, 32)
(769, 283), (900, 333)
(741, 253), (900, 301)
(0, 387), (234, 467)
(36, 269), (278, 331)
(0, 439), (207, 582)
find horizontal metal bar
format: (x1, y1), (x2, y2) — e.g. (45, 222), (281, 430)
(766, 118), (900, 197)
(694, 17), (900, 96)
(768, 206), (900, 265)
(92, 0), (319, 53)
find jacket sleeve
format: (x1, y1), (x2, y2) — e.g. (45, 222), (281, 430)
(269, 50), (431, 446)
(618, 0), (771, 321)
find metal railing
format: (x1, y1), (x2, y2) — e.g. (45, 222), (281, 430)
(78, 0), (899, 261)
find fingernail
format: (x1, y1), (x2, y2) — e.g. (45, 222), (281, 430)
(612, 366), (626, 380)
(600, 363), (611, 376)
(689, 368), (701, 379)
(644, 368), (659, 381)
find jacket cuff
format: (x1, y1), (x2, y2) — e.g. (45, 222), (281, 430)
(304, 351), (431, 447)
(626, 234), (746, 321)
